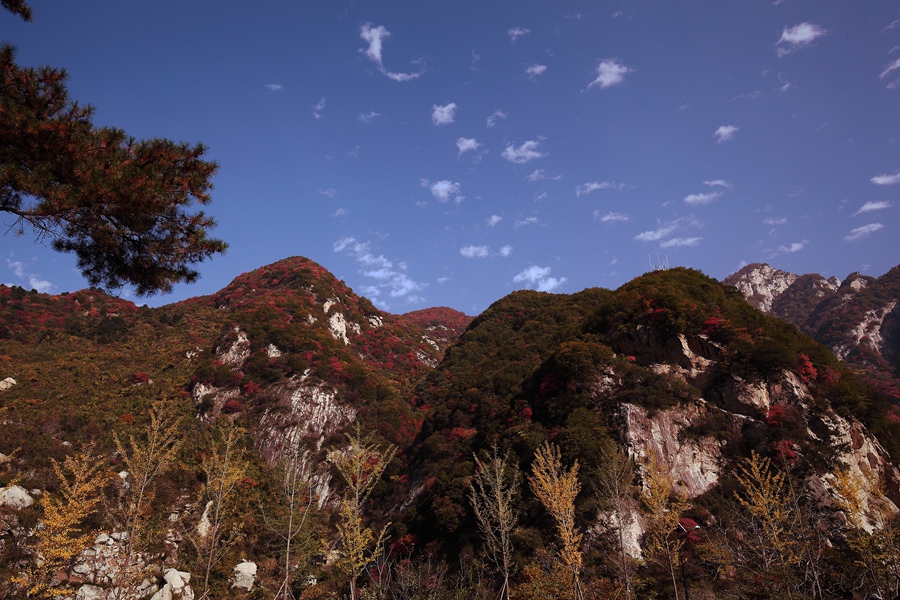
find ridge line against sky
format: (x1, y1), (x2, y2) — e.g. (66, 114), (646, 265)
(1, 1), (897, 314)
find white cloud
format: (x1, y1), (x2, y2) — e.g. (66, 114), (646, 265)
(526, 169), (545, 182)
(714, 125), (739, 143)
(575, 181), (626, 197)
(487, 215), (503, 227)
(265, 83), (283, 92)
(499, 245), (513, 257)
(359, 111), (381, 124)
(588, 59), (631, 89)
(634, 223), (678, 242)
(526, 64), (547, 78)
(596, 211), (630, 223)
(312, 97), (326, 119)
(460, 245), (490, 258)
(683, 191), (723, 205)
(660, 237), (701, 248)
(513, 265), (566, 292)
(844, 223), (884, 242)
(456, 137), (480, 156)
(776, 22), (828, 57)
(854, 201), (892, 215)
(359, 24), (423, 82)
(508, 27), (530, 43)
(424, 179), (463, 203)
(319, 188), (337, 198)
(332, 208), (349, 217)
(6, 259), (54, 293)
(778, 240), (808, 253)
(871, 169), (900, 185)
(514, 216), (540, 228)
(29, 277), (53, 293)
(880, 59), (900, 88)
(502, 140), (545, 163)
(7, 259), (25, 278)
(486, 110), (508, 128)
(333, 236), (425, 307)
(704, 179), (733, 189)
(432, 103), (457, 125)
(763, 217), (787, 225)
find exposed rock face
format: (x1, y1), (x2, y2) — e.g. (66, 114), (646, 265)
(835, 299), (897, 361)
(217, 328), (250, 367)
(622, 401), (725, 499)
(723, 263), (798, 312)
(255, 373), (357, 506)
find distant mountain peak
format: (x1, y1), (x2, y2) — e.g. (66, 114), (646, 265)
(723, 263), (798, 312)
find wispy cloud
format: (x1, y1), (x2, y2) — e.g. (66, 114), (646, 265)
(514, 216), (540, 228)
(526, 169), (545, 182)
(312, 97), (326, 119)
(359, 111), (381, 124)
(508, 27), (530, 43)
(776, 22), (828, 57)
(487, 215), (503, 227)
(456, 137), (480, 156)
(634, 223), (678, 242)
(854, 200), (892, 215)
(714, 125), (739, 143)
(683, 191), (723, 205)
(513, 265), (566, 292)
(871, 169), (900, 185)
(575, 181), (627, 197)
(526, 64), (547, 78)
(660, 237), (701, 248)
(265, 83), (283, 92)
(332, 208), (349, 217)
(844, 223), (884, 242)
(486, 110), (508, 128)
(763, 217), (787, 226)
(333, 236), (425, 306)
(588, 59), (631, 89)
(360, 24), (423, 82)
(460, 245), (490, 258)
(319, 188), (337, 198)
(432, 103), (457, 125)
(595, 211), (630, 223)
(422, 179), (463, 204)
(704, 179), (733, 189)
(880, 59), (900, 89)
(778, 240), (808, 253)
(502, 140), (545, 163)
(499, 245), (513, 257)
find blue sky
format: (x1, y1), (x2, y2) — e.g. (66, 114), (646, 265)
(2, 1), (899, 315)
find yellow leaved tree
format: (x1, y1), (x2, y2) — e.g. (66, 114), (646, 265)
(327, 426), (395, 600)
(14, 447), (106, 599)
(528, 442), (583, 600)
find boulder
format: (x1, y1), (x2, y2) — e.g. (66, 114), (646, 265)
(231, 560), (257, 591)
(0, 377), (16, 391)
(0, 485), (33, 510)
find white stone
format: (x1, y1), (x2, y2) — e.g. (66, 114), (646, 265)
(76, 584), (106, 600)
(266, 343), (282, 358)
(94, 533), (111, 544)
(0, 377), (16, 392)
(231, 560), (258, 591)
(0, 485), (33, 510)
(197, 500), (214, 539)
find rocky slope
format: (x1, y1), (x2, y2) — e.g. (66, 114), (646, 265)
(1, 260), (899, 599)
(725, 263), (900, 401)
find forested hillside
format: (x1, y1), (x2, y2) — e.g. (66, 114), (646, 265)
(1, 263), (899, 599)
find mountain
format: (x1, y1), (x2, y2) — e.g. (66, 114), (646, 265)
(725, 263), (900, 400)
(1, 260), (899, 599)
